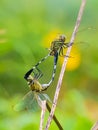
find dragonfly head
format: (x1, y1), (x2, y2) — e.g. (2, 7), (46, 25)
(59, 34), (66, 42)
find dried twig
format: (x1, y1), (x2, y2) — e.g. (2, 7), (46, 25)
(46, 103), (63, 130)
(39, 100), (46, 130)
(39, 101), (63, 130)
(45, 0), (87, 129)
(91, 121), (98, 130)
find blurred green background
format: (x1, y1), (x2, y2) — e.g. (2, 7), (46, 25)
(0, 0), (98, 129)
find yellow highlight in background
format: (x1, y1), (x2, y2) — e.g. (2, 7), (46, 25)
(59, 46), (81, 71)
(42, 29), (63, 48)
(42, 30), (81, 71)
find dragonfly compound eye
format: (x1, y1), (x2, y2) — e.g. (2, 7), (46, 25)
(59, 34), (66, 42)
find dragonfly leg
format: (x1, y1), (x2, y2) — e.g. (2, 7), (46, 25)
(35, 66), (43, 80)
(63, 42), (70, 47)
(59, 47), (65, 57)
(24, 66), (43, 81)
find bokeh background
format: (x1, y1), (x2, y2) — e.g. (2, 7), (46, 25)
(0, 0), (98, 130)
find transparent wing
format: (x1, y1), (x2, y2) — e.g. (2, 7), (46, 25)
(38, 93), (52, 103)
(36, 93), (52, 109)
(14, 91), (40, 112)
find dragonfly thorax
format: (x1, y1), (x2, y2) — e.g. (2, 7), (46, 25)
(49, 34), (67, 56)
(59, 34), (66, 42)
(27, 75), (43, 92)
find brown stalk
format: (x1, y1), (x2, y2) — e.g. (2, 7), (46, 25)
(45, 0), (87, 129)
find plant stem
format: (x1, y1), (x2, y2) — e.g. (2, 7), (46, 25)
(45, 0), (87, 129)
(46, 102), (63, 130)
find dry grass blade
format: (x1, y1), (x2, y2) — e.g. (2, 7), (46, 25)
(39, 99), (46, 130)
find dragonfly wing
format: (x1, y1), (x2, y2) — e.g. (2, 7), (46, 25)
(38, 93), (52, 103)
(42, 93), (52, 103)
(14, 91), (40, 112)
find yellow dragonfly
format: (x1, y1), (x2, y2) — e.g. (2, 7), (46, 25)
(14, 70), (52, 112)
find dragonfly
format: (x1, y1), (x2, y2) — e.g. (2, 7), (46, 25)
(15, 35), (69, 111)
(14, 70), (52, 112)
(49, 34), (69, 57)
(17, 27), (96, 112)
(24, 34), (69, 87)
(14, 68), (64, 130)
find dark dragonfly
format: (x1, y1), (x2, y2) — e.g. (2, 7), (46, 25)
(24, 34), (69, 88)
(14, 70), (51, 112)
(14, 68), (64, 129)
(15, 34), (69, 111)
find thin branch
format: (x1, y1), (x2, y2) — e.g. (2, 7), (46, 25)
(45, 0), (87, 129)
(39, 100), (46, 130)
(39, 101), (64, 130)
(46, 103), (63, 130)
(91, 121), (98, 130)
